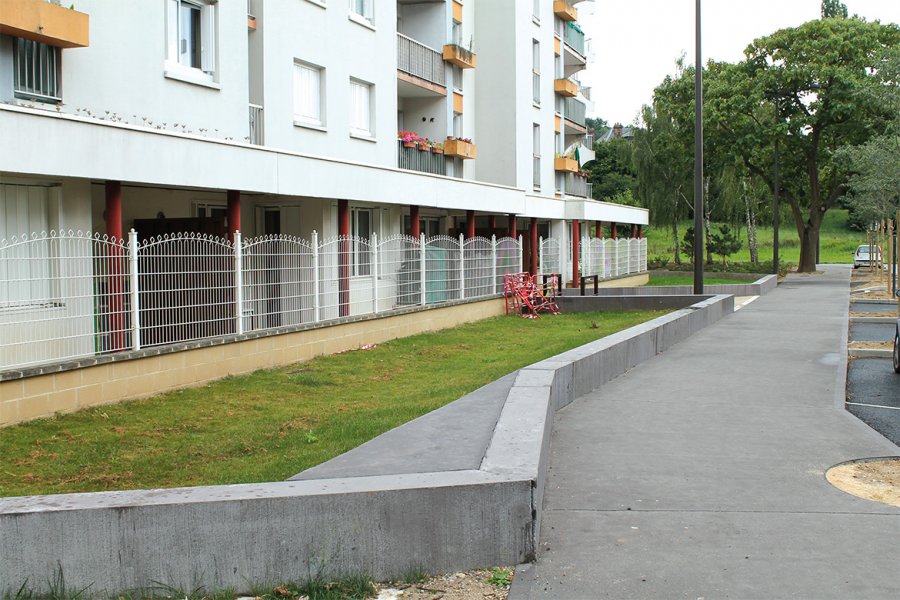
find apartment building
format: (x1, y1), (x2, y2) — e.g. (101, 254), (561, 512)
(0, 0), (648, 379)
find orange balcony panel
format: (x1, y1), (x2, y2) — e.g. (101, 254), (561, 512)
(554, 79), (578, 97)
(553, 1), (577, 22)
(555, 115), (562, 133)
(0, 0), (89, 48)
(452, 0), (463, 23)
(453, 92), (464, 114)
(443, 44), (476, 69)
(554, 157), (579, 173)
(554, 37), (561, 56)
(445, 138), (477, 159)
(248, 16), (257, 30)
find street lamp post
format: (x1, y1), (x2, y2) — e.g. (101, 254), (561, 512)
(773, 101), (780, 275)
(693, 0), (704, 294)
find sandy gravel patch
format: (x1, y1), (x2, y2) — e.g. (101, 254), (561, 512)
(826, 458), (900, 507)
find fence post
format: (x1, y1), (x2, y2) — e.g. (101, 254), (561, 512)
(128, 229), (140, 351)
(539, 236), (544, 277)
(312, 230), (320, 322)
(371, 232), (379, 315)
(420, 233), (427, 306)
(459, 233), (466, 300)
(582, 236), (589, 278)
(491, 234), (497, 294)
(234, 230), (244, 335)
(519, 235), (524, 276)
(626, 238), (632, 274)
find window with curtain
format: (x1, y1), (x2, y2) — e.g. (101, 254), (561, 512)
(533, 124), (541, 191)
(349, 79), (373, 137)
(293, 62), (324, 125)
(166, 0), (217, 78)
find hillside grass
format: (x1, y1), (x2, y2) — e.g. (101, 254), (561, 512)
(645, 209), (863, 266)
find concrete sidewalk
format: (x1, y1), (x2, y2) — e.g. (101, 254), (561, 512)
(511, 265), (900, 600)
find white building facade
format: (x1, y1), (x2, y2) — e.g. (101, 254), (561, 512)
(0, 0), (648, 371)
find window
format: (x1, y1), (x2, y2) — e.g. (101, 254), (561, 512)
(349, 0), (374, 24)
(294, 61), (324, 126)
(351, 207), (372, 276)
(403, 215), (440, 238)
(532, 40), (541, 106)
(13, 38), (61, 103)
(533, 0), (540, 21)
(349, 79), (373, 137)
(533, 124), (541, 191)
(0, 184), (56, 308)
(452, 65), (463, 92)
(451, 21), (462, 45)
(166, 0), (217, 79)
(453, 112), (463, 138)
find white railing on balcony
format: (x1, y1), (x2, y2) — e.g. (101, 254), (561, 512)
(13, 38), (61, 103)
(564, 22), (586, 57)
(564, 97), (586, 127)
(397, 33), (446, 87)
(248, 104), (263, 145)
(565, 172), (589, 198)
(398, 141), (447, 175)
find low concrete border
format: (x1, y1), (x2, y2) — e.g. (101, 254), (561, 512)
(0, 295), (734, 596)
(562, 274), (777, 298)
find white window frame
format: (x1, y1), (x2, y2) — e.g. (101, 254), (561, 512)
(293, 60), (325, 128)
(348, 0), (374, 26)
(13, 38), (62, 104)
(453, 112), (463, 138)
(165, 0), (218, 85)
(532, 40), (541, 107)
(349, 78), (374, 139)
(533, 123), (541, 192)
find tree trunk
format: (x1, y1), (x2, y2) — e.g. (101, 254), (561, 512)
(672, 220), (681, 265)
(703, 177), (713, 266)
(797, 224), (819, 273)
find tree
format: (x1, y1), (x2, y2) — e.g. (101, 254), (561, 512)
(821, 0), (848, 19)
(694, 18), (899, 272)
(708, 225), (743, 267)
(585, 138), (636, 201)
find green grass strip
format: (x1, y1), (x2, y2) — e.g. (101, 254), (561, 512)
(0, 310), (667, 498)
(646, 275), (748, 286)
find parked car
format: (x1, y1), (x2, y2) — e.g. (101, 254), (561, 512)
(894, 315), (899, 374)
(854, 244), (882, 268)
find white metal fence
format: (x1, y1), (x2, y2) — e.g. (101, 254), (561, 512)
(0, 230), (648, 371)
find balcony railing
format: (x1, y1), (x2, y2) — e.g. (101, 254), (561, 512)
(564, 97), (586, 127)
(398, 141), (447, 175)
(565, 172), (590, 198)
(564, 22), (585, 57)
(398, 33), (446, 87)
(249, 104), (263, 145)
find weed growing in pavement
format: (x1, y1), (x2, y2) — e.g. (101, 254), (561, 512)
(486, 567), (513, 588)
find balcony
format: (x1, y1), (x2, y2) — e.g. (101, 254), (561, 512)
(564, 22), (585, 57)
(444, 138), (477, 159)
(554, 78), (578, 97)
(564, 97), (586, 129)
(443, 44), (477, 69)
(553, 0), (577, 22)
(398, 141), (447, 176)
(0, 0), (89, 48)
(554, 157), (579, 174)
(565, 173), (591, 198)
(398, 33), (447, 93)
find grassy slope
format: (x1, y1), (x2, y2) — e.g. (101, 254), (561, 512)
(0, 310), (667, 497)
(646, 275), (742, 286)
(645, 209), (863, 265)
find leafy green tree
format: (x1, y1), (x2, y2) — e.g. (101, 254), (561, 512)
(708, 225), (743, 267)
(586, 138), (636, 201)
(684, 18), (900, 272)
(821, 0), (848, 19)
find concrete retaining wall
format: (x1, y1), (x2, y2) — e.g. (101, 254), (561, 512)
(0, 295), (734, 596)
(564, 274), (777, 298)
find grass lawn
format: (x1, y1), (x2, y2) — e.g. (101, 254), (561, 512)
(646, 275), (746, 286)
(645, 209), (863, 265)
(0, 310), (667, 498)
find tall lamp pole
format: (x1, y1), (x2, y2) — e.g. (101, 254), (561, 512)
(693, 0), (704, 294)
(773, 102), (780, 276)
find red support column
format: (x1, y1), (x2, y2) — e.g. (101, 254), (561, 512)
(611, 222), (617, 240)
(572, 219), (580, 288)
(595, 221), (603, 239)
(466, 210), (476, 239)
(529, 218), (538, 275)
(410, 205), (420, 238)
(508, 214), (517, 239)
(488, 214), (497, 237)
(338, 199), (350, 317)
(638, 225), (643, 239)
(105, 181), (125, 350)
(226, 190), (241, 241)
(631, 224), (637, 239)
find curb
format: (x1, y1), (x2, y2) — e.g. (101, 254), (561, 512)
(848, 348), (893, 358)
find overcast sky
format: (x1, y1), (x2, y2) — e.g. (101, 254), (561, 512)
(579, 0), (900, 126)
